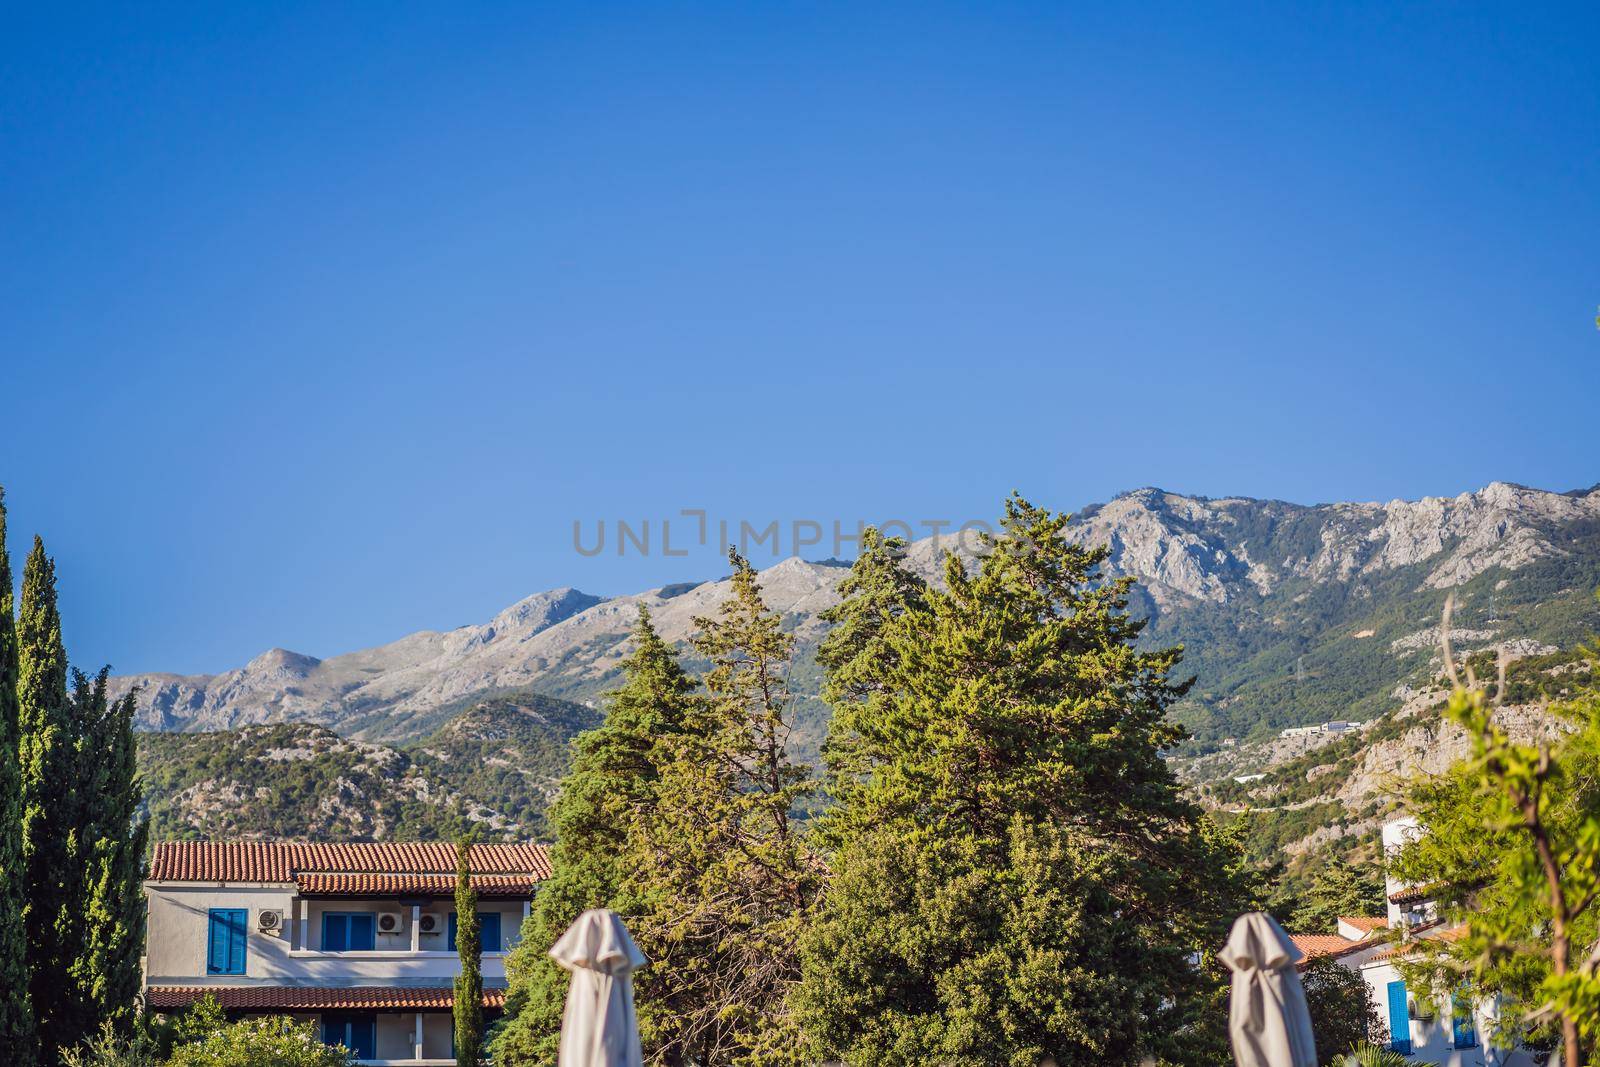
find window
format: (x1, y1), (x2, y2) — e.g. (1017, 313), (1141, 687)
(448, 911), (502, 953)
(322, 912), (376, 952)
(322, 1013), (376, 1059)
(1386, 979), (1412, 1055)
(206, 909), (247, 975)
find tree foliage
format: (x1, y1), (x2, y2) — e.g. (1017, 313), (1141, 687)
(1394, 612), (1600, 1067)
(797, 496), (1243, 1066)
(494, 606), (696, 1064)
(0, 490), (36, 1061)
(1300, 955), (1379, 1061)
(18, 537), (85, 1063)
(454, 833), (484, 1067)
(1288, 858), (1386, 933)
(625, 549), (823, 1064)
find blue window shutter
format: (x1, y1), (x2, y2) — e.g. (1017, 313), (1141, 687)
(350, 913), (375, 951)
(448, 911), (458, 952)
(481, 913), (501, 952)
(228, 910), (246, 974)
(1387, 980), (1411, 1055)
(208, 909), (246, 975)
(206, 912), (226, 973)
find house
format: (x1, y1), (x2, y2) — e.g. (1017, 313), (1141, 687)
(1292, 818), (1534, 1066)
(143, 840), (552, 1065)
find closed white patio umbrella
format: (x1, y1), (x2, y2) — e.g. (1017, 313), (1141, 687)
(551, 909), (650, 1067)
(1219, 912), (1318, 1067)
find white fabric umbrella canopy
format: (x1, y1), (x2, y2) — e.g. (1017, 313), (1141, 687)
(1219, 912), (1319, 1067)
(551, 909), (650, 1067)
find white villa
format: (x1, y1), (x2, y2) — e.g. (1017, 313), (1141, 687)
(143, 840), (551, 1065)
(1290, 817), (1534, 1067)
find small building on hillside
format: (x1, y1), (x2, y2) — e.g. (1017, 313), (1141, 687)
(143, 840), (552, 1065)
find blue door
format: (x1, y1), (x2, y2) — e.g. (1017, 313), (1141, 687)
(1452, 991), (1478, 1048)
(448, 911), (502, 953)
(322, 1013), (376, 1059)
(1387, 979), (1412, 1054)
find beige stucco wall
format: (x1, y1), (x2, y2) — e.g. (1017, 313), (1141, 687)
(144, 883), (522, 985)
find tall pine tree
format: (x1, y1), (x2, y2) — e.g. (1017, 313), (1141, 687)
(814, 527), (927, 841)
(18, 538), (81, 1064)
(625, 550), (822, 1065)
(493, 605), (697, 1065)
(0, 491), (36, 1063)
(796, 495), (1243, 1067)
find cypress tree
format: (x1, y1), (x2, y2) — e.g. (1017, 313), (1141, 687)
(18, 538), (80, 1064)
(454, 834), (484, 1067)
(796, 495), (1243, 1066)
(0, 491), (35, 1063)
(72, 669), (148, 1035)
(493, 605), (697, 1065)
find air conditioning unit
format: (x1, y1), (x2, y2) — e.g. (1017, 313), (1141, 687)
(376, 911), (404, 935)
(257, 909), (284, 934)
(418, 913), (441, 935)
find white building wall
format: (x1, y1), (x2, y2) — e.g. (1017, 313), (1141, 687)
(1360, 957), (1509, 1067)
(145, 883), (520, 986)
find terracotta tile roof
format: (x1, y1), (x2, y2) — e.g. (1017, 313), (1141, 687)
(1367, 923), (1468, 963)
(149, 841), (552, 884)
(1337, 915), (1389, 934)
(145, 986), (508, 1012)
(1288, 933), (1365, 966)
(1389, 881), (1444, 905)
(295, 873), (542, 897)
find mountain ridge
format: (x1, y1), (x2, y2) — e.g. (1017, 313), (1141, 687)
(115, 481), (1600, 751)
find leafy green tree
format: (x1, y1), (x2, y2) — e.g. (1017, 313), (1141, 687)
(797, 495), (1242, 1066)
(59, 1021), (163, 1067)
(71, 669), (147, 1034)
(454, 833), (484, 1067)
(1300, 955), (1379, 1061)
(625, 549), (823, 1065)
(1393, 609), (1600, 1067)
(164, 1013), (353, 1067)
(1288, 858), (1386, 933)
(493, 606), (697, 1065)
(18, 537), (85, 1063)
(0, 490), (36, 1062)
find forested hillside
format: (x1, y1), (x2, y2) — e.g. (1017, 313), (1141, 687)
(136, 691), (596, 841)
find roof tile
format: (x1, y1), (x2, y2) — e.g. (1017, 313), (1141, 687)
(150, 841), (552, 884)
(145, 985), (507, 1011)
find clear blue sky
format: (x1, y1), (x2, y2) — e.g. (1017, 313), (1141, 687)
(3, 2), (1596, 675)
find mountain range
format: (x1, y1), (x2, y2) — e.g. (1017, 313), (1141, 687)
(117, 481), (1600, 757)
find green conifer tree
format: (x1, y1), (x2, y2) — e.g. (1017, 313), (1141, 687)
(796, 495), (1242, 1067)
(0, 491), (36, 1063)
(814, 527), (927, 838)
(492, 605), (697, 1065)
(454, 834), (484, 1067)
(625, 550), (823, 1065)
(72, 670), (147, 1034)
(18, 538), (81, 1065)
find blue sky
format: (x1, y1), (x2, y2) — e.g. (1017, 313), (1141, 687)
(3, 2), (1596, 675)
